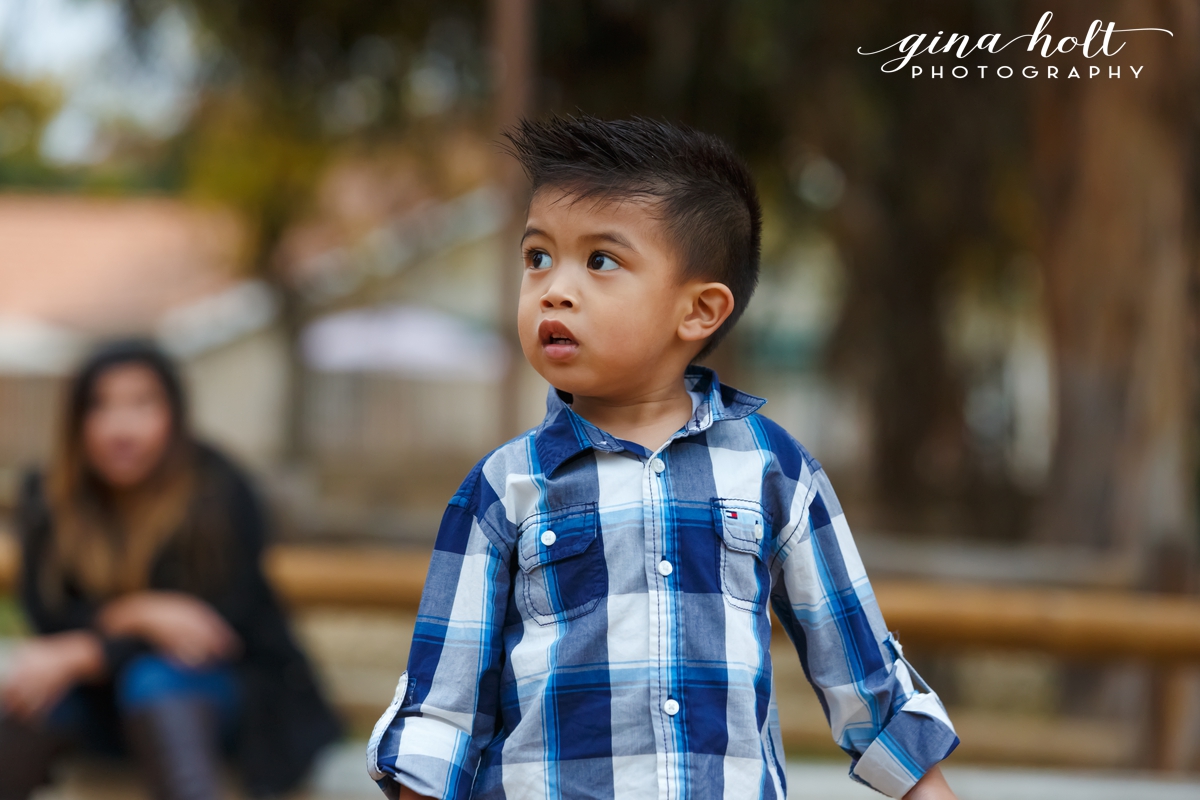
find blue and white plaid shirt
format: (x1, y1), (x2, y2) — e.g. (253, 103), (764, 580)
(368, 366), (958, 800)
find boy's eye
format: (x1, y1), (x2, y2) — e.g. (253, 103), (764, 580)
(587, 253), (619, 272)
(528, 251), (553, 270)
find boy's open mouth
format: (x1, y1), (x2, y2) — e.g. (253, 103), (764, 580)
(538, 319), (579, 361)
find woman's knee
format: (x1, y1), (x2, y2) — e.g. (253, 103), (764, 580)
(115, 655), (237, 716)
(116, 654), (182, 711)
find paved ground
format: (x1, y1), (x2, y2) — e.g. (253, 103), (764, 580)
(786, 759), (1200, 800)
(312, 744), (1200, 800)
(21, 739), (1200, 799)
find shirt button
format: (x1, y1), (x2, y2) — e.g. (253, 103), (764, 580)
(663, 698), (680, 716)
(651, 457), (666, 474)
(657, 559), (673, 577)
(540, 530), (556, 546)
(754, 522), (763, 540)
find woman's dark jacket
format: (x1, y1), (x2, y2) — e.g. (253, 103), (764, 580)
(15, 445), (342, 797)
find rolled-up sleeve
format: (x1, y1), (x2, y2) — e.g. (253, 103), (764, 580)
(367, 463), (511, 800)
(771, 466), (958, 799)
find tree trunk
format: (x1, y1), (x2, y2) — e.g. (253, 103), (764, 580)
(277, 282), (310, 466)
(1032, 0), (1198, 557)
(492, 0), (535, 441)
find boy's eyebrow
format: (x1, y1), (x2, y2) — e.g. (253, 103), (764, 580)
(521, 227), (549, 243)
(520, 228), (638, 252)
(586, 231), (637, 251)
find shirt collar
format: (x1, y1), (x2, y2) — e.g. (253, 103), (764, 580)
(533, 365), (766, 477)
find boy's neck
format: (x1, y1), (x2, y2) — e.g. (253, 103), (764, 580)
(569, 374), (695, 453)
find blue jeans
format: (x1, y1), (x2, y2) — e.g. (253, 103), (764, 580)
(47, 654), (240, 756)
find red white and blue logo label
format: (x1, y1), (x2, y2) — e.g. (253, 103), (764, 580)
(725, 510), (739, 519)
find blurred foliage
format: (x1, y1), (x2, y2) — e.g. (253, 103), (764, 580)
(0, 71), (187, 193)
(124, 1), (488, 121)
(0, 595), (27, 638)
(0, 67), (95, 186)
(121, 0), (493, 267)
(175, 95), (328, 266)
(0, 77), (67, 187)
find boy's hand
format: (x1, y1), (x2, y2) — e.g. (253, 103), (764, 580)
(403, 793), (437, 800)
(902, 765), (958, 799)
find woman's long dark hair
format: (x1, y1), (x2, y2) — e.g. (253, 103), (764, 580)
(42, 340), (224, 602)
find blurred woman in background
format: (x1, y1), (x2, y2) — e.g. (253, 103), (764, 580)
(0, 341), (340, 800)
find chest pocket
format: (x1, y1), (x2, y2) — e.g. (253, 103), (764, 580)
(712, 499), (771, 613)
(517, 502), (606, 625)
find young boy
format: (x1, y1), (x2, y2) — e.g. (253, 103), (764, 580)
(368, 117), (959, 800)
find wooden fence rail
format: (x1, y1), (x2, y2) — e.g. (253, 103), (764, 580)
(4, 538), (1200, 661)
(259, 545), (1200, 659)
(3, 538), (1200, 768)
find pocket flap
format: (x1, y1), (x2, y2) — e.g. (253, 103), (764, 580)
(712, 499), (768, 555)
(518, 502), (600, 572)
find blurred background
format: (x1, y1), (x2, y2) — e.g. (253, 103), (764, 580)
(0, 0), (1198, 797)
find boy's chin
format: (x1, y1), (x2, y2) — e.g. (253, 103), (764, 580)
(531, 361), (598, 399)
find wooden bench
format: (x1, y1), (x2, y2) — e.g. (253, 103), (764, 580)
(4, 537), (1200, 768)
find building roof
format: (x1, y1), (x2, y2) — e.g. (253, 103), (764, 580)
(0, 194), (243, 335)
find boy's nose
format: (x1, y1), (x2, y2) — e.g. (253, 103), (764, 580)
(541, 294), (574, 309)
(540, 273), (579, 308)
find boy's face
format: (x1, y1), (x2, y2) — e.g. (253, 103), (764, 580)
(517, 188), (711, 400)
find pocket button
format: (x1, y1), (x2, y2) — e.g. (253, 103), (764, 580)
(541, 530), (557, 546)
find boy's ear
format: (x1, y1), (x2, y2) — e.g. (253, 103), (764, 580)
(678, 282), (735, 345)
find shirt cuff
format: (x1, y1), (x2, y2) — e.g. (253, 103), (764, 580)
(849, 692), (960, 798)
(368, 673), (479, 800)
(372, 723), (476, 800)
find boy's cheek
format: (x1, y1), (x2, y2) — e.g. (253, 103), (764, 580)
(598, 307), (673, 355)
(515, 298), (541, 349)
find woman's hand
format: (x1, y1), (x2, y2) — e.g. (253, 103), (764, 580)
(98, 591), (241, 668)
(903, 765), (958, 799)
(1, 631), (104, 721)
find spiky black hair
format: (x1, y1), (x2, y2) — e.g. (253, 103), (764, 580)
(503, 115), (762, 359)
